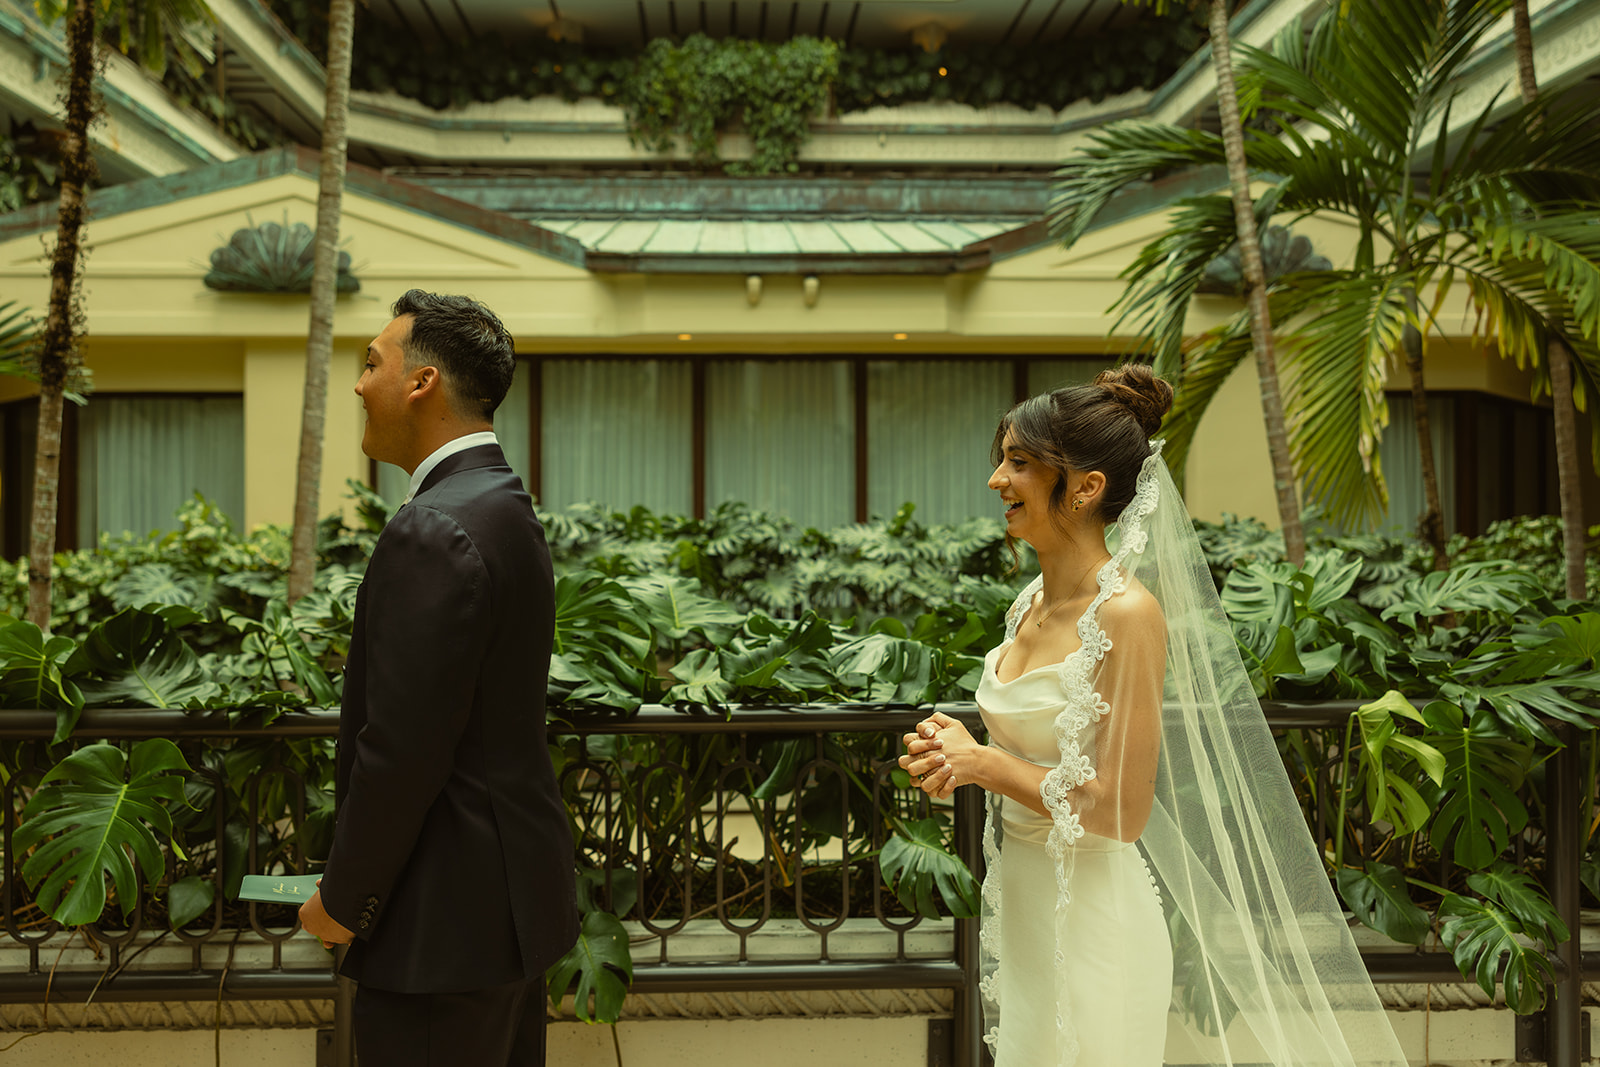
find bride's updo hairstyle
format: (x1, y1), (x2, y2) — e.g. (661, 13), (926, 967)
(991, 364), (1174, 530)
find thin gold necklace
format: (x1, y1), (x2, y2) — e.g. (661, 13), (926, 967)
(1033, 554), (1110, 628)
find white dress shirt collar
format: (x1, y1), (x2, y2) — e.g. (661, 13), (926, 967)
(404, 431), (499, 504)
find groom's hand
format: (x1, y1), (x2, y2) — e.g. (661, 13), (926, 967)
(299, 880), (355, 949)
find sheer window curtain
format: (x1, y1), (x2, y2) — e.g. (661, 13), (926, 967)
(708, 361), (853, 529)
(1027, 359), (1112, 396)
(867, 361), (1011, 524)
(375, 363), (534, 507)
(76, 396), (244, 542)
(1368, 394), (1456, 537)
(540, 360), (692, 514)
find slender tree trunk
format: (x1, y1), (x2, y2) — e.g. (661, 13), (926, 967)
(1401, 313), (1449, 571)
(1548, 340), (1587, 597)
(28, 0), (98, 631)
(1207, 0), (1305, 565)
(286, 0), (356, 605)
(1512, 0), (1586, 598)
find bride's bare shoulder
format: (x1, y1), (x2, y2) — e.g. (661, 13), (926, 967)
(1099, 578), (1165, 634)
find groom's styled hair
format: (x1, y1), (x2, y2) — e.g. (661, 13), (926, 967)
(391, 289), (515, 420)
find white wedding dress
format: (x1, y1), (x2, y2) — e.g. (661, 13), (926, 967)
(975, 572), (1173, 1067)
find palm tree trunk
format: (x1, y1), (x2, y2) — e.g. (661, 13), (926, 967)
(28, 0), (98, 631)
(1401, 314), (1448, 571)
(286, 0), (356, 605)
(1207, 0), (1305, 565)
(1511, 0), (1586, 598)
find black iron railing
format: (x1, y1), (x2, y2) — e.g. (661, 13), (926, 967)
(0, 703), (1589, 1067)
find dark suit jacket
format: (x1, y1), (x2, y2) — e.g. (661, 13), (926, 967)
(320, 442), (578, 994)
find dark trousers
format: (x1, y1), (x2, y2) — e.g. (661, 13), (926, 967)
(353, 977), (547, 1066)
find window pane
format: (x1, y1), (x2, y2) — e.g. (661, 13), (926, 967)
(1372, 394), (1456, 536)
(374, 360), (534, 507)
(542, 360), (692, 514)
(1027, 359), (1112, 397)
(867, 361), (1011, 524)
(77, 396), (244, 540)
(707, 361), (853, 528)
(495, 360), (532, 486)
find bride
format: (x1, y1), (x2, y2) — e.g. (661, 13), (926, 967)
(899, 366), (1406, 1066)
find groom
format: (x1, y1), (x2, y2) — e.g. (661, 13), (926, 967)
(300, 290), (578, 1065)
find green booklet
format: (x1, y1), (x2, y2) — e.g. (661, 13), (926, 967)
(236, 874), (323, 904)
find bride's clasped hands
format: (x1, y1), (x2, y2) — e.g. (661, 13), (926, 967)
(898, 711), (982, 800)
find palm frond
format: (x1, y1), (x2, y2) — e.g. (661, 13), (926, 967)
(1280, 271), (1413, 528)
(0, 301), (40, 380)
(1472, 214), (1600, 342)
(1109, 193), (1252, 376)
(1444, 94), (1600, 206)
(1049, 122), (1227, 247)
(1248, 117), (1393, 226)
(1453, 235), (1599, 375)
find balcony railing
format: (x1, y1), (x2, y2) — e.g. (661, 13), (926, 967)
(0, 702), (1590, 1067)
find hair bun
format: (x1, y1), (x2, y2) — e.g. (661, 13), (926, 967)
(1094, 365), (1173, 437)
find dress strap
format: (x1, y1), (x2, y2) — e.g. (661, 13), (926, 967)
(1002, 575), (1044, 644)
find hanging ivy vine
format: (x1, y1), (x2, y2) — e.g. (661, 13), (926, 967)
(619, 36), (839, 174)
(260, 1), (1202, 174)
(0, 120), (61, 211)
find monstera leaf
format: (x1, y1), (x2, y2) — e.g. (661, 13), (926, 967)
(545, 908), (634, 1024)
(830, 632), (938, 705)
(1335, 860), (1431, 945)
(0, 615), (84, 742)
(552, 571), (650, 661)
(879, 817), (979, 918)
(111, 563), (211, 612)
(13, 740), (191, 925)
(1381, 562), (1541, 630)
(68, 608), (215, 708)
(224, 599), (337, 707)
(1421, 701), (1533, 870)
(664, 648), (730, 706)
(1439, 862), (1568, 1014)
(166, 874), (215, 929)
(1351, 691), (1445, 835)
(622, 575), (743, 644)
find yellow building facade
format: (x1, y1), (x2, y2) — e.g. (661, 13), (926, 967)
(0, 147), (1589, 549)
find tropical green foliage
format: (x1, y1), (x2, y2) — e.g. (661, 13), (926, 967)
(0, 122), (58, 212)
(261, 0), (1198, 173)
(2, 496), (1596, 1018)
(0, 301), (40, 385)
(621, 36), (838, 175)
(879, 815), (980, 918)
(12, 738), (190, 926)
(546, 908), (633, 1024)
(1053, 0), (1600, 528)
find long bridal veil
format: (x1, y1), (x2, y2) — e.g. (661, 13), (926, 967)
(980, 442), (1408, 1066)
(1124, 446), (1404, 1065)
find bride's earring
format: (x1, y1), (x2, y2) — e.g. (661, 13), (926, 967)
(1071, 498), (1084, 511)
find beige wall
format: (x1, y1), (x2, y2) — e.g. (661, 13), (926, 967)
(242, 339), (368, 530)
